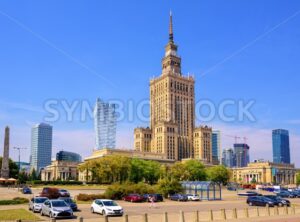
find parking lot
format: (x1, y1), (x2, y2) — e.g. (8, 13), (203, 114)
(1, 187), (300, 221)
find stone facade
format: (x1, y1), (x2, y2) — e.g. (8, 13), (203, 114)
(133, 13), (212, 163)
(194, 126), (212, 163)
(41, 160), (79, 181)
(1, 126), (10, 179)
(231, 161), (297, 185)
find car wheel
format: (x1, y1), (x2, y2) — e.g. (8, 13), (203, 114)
(91, 207), (95, 214)
(249, 202), (253, 206)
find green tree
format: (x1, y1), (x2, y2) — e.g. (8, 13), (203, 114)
(296, 173), (300, 186)
(207, 165), (230, 185)
(184, 160), (207, 181)
(18, 170), (29, 184)
(156, 178), (183, 197)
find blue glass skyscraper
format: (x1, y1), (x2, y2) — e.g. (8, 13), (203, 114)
(222, 148), (235, 168)
(94, 98), (116, 150)
(272, 129), (290, 164)
(233, 143), (250, 167)
(212, 130), (221, 164)
(30, 123), (53, 173)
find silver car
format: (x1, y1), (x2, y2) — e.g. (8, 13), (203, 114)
(29, 197), (48, 212)
(40, 199), (73, 218)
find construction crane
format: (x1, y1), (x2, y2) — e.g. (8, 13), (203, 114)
(13, 147), (27, 172)
(224, 134), (241, 144)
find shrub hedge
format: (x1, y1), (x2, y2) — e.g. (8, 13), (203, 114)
(27, 180), (83, 185)
(76, 193), (106, 201)
(0, 197), (29, 205)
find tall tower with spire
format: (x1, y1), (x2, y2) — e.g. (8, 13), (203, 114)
(134, 12), (195, 160)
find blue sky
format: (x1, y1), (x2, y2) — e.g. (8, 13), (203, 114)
(0, 0), (299, 165)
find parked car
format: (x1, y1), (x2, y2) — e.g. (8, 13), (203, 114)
(40, 199), (73, 218)
(123, 194), (144, 202)
(186, 194), (200, 201)
(227, 186), (237, 191)
(277, 191), (296, 198)
(290, 191), (300, 198)
(246, 196), (276, 207)
(22, 187), (32, 194)
(169, 194), (188, 201)
(40, 187), (60, 199)
(264, 195), (290, 207)
(58, 197), (78, 211)
(91, 199), (123, 216)
(143, 194), (164, 202)
(58, 189), (70, 197)
(29, 197), (48, 212)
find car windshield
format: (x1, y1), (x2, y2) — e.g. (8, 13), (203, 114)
(102, 201), (118, 206)
(35, 198), (47, 203)
(60, 189), (67, 192)
(52, 201), (68, 207)
(61, 198), (73, 203)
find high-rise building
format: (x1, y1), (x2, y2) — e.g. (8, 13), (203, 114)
(222, 148), (235, 168)
(234, 143), (250, 167)
(1, 126), (10, 179)
(134, 12), (197, 161)
(30, 123), (53, 173)
(212, 130), (221, 164)
(272, 129), (290, 164)
(194, 126), (212, 163)
(56, 151), (82, 162)
(94, 98), (116, 150)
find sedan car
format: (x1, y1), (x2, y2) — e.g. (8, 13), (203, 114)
(123, 194), (144, 202)
(58, 197), (78, 211)
(247, 196), (276, 207)
(277, 191), (296, 198)
(169, 194), (188, 201)
(29, 197), (48, 212)
(186, 194), (200, 201)
(91, 199), (123, 216)
(40, 199), (73, 218)
(264, 195), (290, 207)
(58, 189), (70, 197)
(22, 187), (32, 194)
(143, 194), (164, 202)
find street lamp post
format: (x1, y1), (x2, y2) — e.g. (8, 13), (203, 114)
(13, 147), (27, 172)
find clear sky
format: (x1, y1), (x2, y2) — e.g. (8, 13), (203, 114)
(0, 0), (299, 165)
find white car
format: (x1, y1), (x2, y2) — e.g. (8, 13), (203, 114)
(40, 199), (73, 218)
(91, 199), (123, 216)
(187, 194), (200, 201)
(29, 197), (48, 212)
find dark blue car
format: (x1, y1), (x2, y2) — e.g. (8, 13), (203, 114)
(22, 187), (32, 194)
(169, 194), (188, 201)
(58, 197), (78, 211)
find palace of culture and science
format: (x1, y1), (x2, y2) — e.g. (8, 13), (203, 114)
(134, 13), (213, 163)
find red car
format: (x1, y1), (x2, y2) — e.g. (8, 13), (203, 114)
(40, 187), (60, 199)
(123, 194), (144, 202)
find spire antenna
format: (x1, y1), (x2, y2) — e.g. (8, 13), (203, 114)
(169, 10), (173, 42)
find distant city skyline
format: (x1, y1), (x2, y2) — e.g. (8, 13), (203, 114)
(0, 1), (299, 165)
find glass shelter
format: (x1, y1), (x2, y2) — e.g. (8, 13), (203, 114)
(181, 181), (222, 200)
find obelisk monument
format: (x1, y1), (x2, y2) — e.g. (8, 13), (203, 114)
(1, 126), (10, 179)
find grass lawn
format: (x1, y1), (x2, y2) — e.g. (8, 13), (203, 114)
(0, 209), (41, 220)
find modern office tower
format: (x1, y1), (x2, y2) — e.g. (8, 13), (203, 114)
(94, 98), (116, 150)
(222, 148), (235, 168)
(194, 126), (213, 164)
(234, 143), (250, 167)
(272, 129), (290, 164)
(56, 151), (82, 162)
(1, 126), (10, 178)
(134, 12), (195, 160)
(30, 123), (53, 173)
(212, 130), (221, 164)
